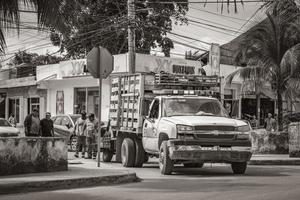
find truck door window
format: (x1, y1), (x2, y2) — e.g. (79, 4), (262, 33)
(149, 100), (159, 119)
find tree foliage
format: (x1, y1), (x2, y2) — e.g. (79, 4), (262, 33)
(0, 0), (76, 55)
(49, 0), (190, 58)
(12, 50), (63, 65)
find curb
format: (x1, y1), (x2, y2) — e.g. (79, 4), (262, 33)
(249, 160), (300, 165)
(0, 173), (140, 195)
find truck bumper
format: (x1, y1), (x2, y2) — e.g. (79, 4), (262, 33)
(167, 140), (252, 163)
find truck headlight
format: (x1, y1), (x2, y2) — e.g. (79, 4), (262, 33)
(235, 125), (251, 132)
(177, 125), (194, 133)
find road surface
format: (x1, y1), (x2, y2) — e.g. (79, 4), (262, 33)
(1, 161), (300, 200)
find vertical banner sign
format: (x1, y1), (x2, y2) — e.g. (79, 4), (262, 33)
(209, 43), (220, 76)
(56, 91), (64, 114)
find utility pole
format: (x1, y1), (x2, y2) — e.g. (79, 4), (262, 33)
(128, 0), (136, 74)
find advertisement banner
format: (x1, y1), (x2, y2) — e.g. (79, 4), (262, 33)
(56, 91), (64, 114)
(209, 43), (220, 76)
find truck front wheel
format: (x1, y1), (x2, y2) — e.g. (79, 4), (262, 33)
(121, 138), (136, 167)
(231, 162), (247, 174)
(159, 141), (173, 175)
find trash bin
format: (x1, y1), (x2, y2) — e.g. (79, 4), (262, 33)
(288, 122), (300, 157)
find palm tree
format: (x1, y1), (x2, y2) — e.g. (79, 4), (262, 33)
(227, 0), (300, 131)
(0, 0), (75, 55)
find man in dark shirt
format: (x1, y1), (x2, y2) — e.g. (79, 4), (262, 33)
(40, 112), (54, 137)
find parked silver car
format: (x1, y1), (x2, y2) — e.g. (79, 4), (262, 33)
(0, 118), (20, 137)
(51, 114), (81, 151)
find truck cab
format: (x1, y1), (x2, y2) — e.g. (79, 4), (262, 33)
(143, 96), (252, 175)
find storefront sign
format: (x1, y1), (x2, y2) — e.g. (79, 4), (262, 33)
(209, 43), (220, 76)
(59, 59), (88, 78)
(113, 53), (203, 75)
(56, 91), (64, 114)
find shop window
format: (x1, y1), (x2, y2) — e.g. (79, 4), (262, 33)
(8, 98), (20, 123)
(74, 87), (99, 117)
(28, 97), (40, 114)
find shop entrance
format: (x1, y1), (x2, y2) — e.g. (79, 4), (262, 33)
(0, 93), (6, 118)
(242, 97), (275, 125)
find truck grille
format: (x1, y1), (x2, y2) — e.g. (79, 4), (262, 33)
(194, 125), (235, 131)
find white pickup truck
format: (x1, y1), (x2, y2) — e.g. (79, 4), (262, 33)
(102, 73), (252, 175)
(142, 96), (252, 175)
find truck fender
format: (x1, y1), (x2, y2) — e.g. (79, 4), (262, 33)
(158, 133), (169, 149)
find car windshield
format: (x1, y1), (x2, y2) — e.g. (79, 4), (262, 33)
(163, 98), (227, 117)
(70, 115), (80, 123)
(0, 119), (12, 127)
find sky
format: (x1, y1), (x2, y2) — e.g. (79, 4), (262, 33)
(2, 0), (267, 65)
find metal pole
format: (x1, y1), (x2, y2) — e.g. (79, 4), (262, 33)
(97, 76), (102, 167)
(128, 0), (136, 74)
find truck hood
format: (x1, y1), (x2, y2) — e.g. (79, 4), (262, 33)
(162, 116), (247, 127)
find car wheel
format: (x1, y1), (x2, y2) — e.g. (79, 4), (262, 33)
(159, 141), (173, 175)
(70, 136), (77, 152)
(121, 138), (136, 167)
(231, 162), (247, 174)
(102, 149), (114, 162)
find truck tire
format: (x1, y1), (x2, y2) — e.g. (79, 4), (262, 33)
(231, 162), (247, 174)
(134, 138), (145, 168)
(121, 138), (136, 167)
(184, 163), (204, 168)
(159, 141), (173, 175)
(102, 149), (113, 162)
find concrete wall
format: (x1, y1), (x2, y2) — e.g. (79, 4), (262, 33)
(250, 129), (289, 154)
(289, 122), (300, 157)
(0, 137), (68, 176)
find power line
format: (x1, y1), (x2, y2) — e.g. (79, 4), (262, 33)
(137, 1), (267, 4)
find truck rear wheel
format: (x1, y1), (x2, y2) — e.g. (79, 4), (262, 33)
(184, 163), (204, 168)
(134, 138), (145, 168)
(121, 138), (136, 167)
(231, 162), (247, 174)
(102, 149), (113, 162)
(159, 141), (173, 175)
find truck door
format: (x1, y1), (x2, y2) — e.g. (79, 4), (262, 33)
(143, 99), (160, 153)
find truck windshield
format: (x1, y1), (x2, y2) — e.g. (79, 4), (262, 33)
(162, 98), (227, 117)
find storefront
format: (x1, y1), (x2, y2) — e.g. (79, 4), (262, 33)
(37, 60), (110, 121)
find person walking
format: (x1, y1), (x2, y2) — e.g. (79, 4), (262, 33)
(264, 113), (277, 132)
(250, 115), (258, 129)
(40, 112), (54, 137)
(8, 113), (16, 127)
(74, 111), (87, 158)
(24, 108), (40, 137)
(83, 113), (99, 159)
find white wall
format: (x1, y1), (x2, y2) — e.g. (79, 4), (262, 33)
(45, 76), (111, 121)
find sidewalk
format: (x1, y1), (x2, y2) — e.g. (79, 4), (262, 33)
(249, 154), (300, 165)
(0, 163), (139, 195)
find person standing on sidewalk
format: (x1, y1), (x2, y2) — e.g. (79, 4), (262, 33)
(8, 114), (17, 127)
(74, 111), (87, 158)
(264, 113), (277, 133)
(83, 113), (99, 159)
(24, 108), (40, 137)
(40, 112), (54, 137)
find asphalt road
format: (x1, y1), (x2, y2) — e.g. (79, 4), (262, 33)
(1, 161), (300, 200)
